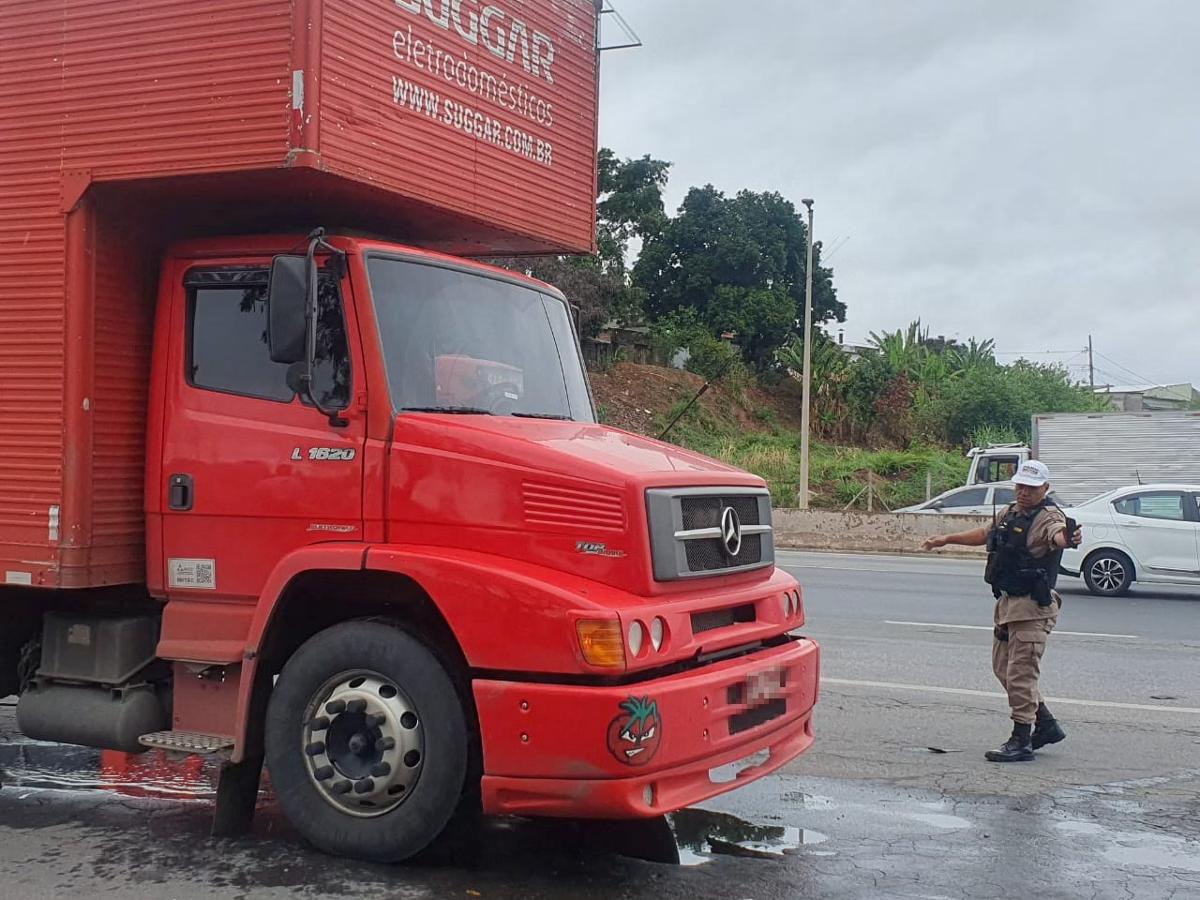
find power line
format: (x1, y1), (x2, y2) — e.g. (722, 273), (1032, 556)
(822, 235), (851, 263)
(994, 349), (1084, 356)
(1092, 367), (1137, 388)
(1093, 351), (1164, 387)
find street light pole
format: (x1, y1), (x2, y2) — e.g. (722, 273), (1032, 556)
(799, 198), (815, 510)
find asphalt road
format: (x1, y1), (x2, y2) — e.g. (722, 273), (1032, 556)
(1, 551), (1197, 899)
(779, 550), (1200, 795)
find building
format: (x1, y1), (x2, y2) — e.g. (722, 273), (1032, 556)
(1096, 383), (1200, 412)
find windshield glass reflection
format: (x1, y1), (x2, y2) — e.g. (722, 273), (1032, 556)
(367, 256), (594, 423)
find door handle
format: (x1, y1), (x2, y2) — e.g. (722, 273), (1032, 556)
(169, 474), (194, 511)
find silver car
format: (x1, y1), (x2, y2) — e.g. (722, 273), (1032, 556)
(895, 483), (1018, 516)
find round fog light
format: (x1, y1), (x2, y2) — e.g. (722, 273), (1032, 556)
(780, 592), (791, 618)
(628, 621), (645, 657)
(650, 617), (665, 651)
(643, 784), (655, 807)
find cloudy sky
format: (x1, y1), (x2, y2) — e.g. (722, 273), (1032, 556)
(597, 1), (1200, 389)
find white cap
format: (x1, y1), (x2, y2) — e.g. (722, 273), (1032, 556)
(1013, 459), (1050, 487)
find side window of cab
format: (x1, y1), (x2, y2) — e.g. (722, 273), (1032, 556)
(186, 268), (350, 409)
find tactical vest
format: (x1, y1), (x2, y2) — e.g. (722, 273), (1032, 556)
(984, 501), (1062, 606)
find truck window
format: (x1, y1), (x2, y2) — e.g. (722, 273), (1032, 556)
(980, 457), (1019, 484)
(367, 256), (594, 422)
(186, 273), (350, 409)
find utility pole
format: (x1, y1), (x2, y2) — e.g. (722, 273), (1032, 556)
(799, 199), (815, 510)
(1088, 335), (1094, 390)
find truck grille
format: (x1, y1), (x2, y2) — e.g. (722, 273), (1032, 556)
(646, 488), (774, 581)
(681, 495), (762, 529)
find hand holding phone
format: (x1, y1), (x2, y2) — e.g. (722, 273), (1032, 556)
(1064, 516), (1081, 548)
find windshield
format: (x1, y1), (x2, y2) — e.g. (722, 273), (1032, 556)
(367, 256), (595, 423)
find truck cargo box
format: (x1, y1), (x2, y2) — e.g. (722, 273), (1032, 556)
(0, 0), (601, 589)
(1033, 411), (1200, 506)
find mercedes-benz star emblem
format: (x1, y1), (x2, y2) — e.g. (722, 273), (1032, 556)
(720, 506), (743, 558)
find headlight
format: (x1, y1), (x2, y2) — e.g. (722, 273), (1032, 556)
(628, 621), (646, 657)
(650, 617), (666, 651)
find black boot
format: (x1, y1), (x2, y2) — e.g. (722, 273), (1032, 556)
(985, 722), (1034, 762)
(1032, 704), (1066, 750)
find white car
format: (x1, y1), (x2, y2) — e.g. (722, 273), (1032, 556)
(1060, 484), (1200, 596)
(896, 483), (1019, 516)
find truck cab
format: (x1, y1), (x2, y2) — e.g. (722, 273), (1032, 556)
(0, 0), (817, 862)
(967, 444), (1032, 486)
(5, 232), (820, 862)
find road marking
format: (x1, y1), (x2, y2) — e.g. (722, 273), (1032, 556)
(885, 620), (1139, 640)
(822, 678), (1200, 714)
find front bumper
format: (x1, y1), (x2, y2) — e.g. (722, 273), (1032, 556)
(474, 635), (819, 818)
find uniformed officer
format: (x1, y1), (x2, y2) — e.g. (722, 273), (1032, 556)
(921, 460), (1082, 762)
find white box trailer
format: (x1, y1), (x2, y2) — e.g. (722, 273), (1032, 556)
(1032, 411), (1200, 506)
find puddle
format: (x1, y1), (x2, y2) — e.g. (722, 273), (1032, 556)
(1053, 819), (1200, 874)
(781, 790), (836, 810)
(0, 737), (838, 870)
(904, 812), (972, 830)
(0, 741), (221, 800)
(667, 808), (827, 866)
(1103, 843), (1200, 873)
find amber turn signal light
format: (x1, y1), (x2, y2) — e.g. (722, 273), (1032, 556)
(576, 619), (627, 669)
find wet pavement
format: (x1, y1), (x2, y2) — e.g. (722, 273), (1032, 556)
(2, 699), (1199, 900)
(4, 554), (1200, 897)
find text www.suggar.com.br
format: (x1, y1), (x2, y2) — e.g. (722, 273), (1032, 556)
(392, 76), (553, 167)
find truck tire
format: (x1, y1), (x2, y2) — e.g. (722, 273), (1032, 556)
(264, 620), (468, 862)
(1083, 549), (1134, 597)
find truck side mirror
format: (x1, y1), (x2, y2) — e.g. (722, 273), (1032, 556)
(268, 254), (308, 364)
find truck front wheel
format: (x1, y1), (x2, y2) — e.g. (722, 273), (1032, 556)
(265, 620), (468, 862)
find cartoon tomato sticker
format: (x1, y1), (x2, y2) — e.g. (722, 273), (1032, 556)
(606, 696), (662, 766)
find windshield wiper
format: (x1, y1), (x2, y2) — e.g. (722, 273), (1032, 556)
(401, 406), (494, 415)
(513, 412), (572, 421)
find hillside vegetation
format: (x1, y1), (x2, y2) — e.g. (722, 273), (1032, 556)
(590, 363), (967, 509)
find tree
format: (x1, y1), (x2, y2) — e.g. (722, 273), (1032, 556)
(596, 148), (671, 272)
(868, 321), (929, 379)
(706, 286), (796, 371)
(492, 149), (671, 337)
(633, 186), (843, 368)
(776, 333), (852, 440)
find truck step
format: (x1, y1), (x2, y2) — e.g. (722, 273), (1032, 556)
(138, 730), (235, 755)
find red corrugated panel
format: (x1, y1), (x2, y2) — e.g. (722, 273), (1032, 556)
(1, 0), (293, 586)
(319, 0), (599, 254)
(84, 210), (156, 585)
(1, 0), (600, 588)
(52, 0), (293, 178)
(0, 2), (69, 583)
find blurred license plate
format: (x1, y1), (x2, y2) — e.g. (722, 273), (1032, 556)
(745, 666), (784, 705)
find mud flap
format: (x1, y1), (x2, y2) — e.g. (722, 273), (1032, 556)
(212, 755), (264, 837)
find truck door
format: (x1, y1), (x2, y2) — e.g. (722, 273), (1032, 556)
(158, 264), (365, 602)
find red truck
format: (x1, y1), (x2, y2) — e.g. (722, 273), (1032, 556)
(0, 0), (819, 862)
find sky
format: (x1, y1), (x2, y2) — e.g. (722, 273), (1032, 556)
(597, 1), (1200, 389)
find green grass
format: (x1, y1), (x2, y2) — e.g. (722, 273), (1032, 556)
(656, 402), (968, 509)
